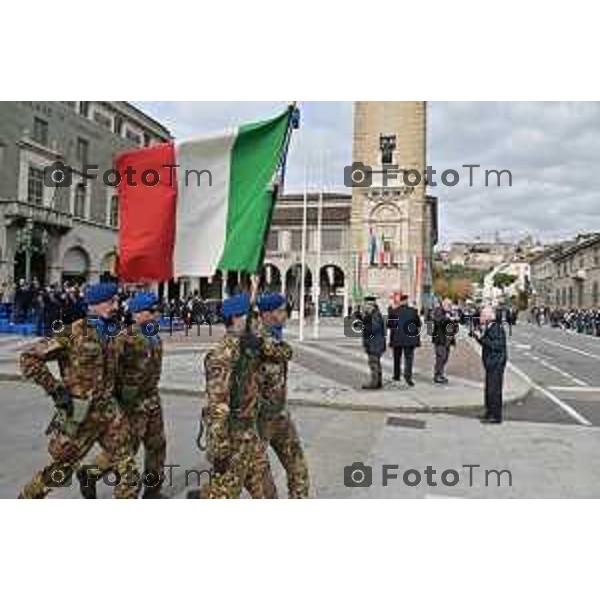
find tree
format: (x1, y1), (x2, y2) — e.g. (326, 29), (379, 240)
(433, 277), (449, 298)
(493, 272), (517, 290)
(449, 278), (473, 301)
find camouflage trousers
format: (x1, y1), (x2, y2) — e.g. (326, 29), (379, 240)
(126, 397), (166, 496)
(95, 397), (167, 497)
(259, 411), (309, 499)
(201, 428), (272, 499)
(19, 398), (139, 499)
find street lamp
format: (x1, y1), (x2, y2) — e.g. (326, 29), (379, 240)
(15, 219), (34, 281)
(15, 219), (49, 282)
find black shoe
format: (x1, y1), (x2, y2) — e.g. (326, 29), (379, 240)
(392, 376), (400, 381)
(142, 488), (165, 499)
(77, 470), (97, 500)
(481, 417), (503, 424)
(405, 378), (415, 387)
(433, 377), (446, 384)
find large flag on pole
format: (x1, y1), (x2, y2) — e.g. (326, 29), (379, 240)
(117, 107), (293, 282)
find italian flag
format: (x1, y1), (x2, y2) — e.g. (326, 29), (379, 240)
(116, 107), (293, 282)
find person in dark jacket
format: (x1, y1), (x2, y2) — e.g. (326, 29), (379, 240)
(431, 298), (458, 384)
(387, 294), (420, 386)
(470, 306), (507, 424)
(362, 295), (386, 390)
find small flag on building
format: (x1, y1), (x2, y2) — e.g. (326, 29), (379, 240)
(117, 107), (294, 282)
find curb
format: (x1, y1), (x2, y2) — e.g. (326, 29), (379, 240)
(0, 372), (532, 415)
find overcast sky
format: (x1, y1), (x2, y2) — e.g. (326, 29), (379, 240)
(135, 101), (600, 248)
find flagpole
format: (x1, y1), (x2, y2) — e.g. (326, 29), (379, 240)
(299, 163), (308, 342)
(313, 150), (324, 339)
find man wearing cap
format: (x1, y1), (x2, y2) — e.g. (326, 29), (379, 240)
(19, 282), (139, 499)
(82, 291), (166, 498)
(255, 292), (309, 498)
(201, 292), (289, 499)
(388, 294), (420, 386)
(361, 295), (386, 390)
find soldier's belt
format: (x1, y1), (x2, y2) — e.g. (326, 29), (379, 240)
(227, 417), (258, 431)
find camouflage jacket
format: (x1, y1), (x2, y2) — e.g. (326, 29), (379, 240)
(20, 318), (118, 401)
(116, 328), (163, 410)
(255, 324), (292, 417)
(203, 329), (291, 461)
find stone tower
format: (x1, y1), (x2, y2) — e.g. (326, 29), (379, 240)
(350, 101), (437, 309)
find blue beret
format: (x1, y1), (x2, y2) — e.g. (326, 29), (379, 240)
(257, 293), (286, 312)
(85, 282), (118, 306)
(129, 292), (159, 313)
(222, 293), (250, 319)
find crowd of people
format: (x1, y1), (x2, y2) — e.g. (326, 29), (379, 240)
(530, 306), (600, 335)
(0, 279), (227, 336)
(1, 279), (88, 333)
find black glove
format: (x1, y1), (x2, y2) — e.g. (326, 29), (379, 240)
(240, 331), (263, 355)
(51, 387), (73, 418)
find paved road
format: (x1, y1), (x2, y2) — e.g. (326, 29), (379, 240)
(2, 379), (600, 499)
(2, 321), (600, 498)
(502, 323), (600, 427)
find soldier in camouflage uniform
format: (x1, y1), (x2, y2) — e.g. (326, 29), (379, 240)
(200, 293), (287, 499)
(18, 283), (139, 499)
(120, 292), (166, 497)
(255, 293), (309, 498)
(83, 291), (166, 499)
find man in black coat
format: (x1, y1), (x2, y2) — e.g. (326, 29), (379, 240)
(388, 294), (420, 386)
(470, 306), (508, 424)
(361, 295), (386, 390)
(431, 298), (458, 384)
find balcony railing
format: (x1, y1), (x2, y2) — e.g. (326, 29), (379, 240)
(0, 199), (73, 230)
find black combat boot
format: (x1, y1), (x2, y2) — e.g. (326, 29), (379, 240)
(77, 469), (97, 499)
(142, 487), (165, 499)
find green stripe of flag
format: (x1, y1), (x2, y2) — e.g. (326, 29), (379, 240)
(218, 108), (291, 272)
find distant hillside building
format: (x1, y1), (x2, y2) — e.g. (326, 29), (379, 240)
(447, 241), (516, 271)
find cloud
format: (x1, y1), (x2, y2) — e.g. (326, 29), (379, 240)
(134, 101), (600, 245)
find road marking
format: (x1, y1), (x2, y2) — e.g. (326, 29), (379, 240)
(507, 362), (592, 426)
(548, 386), (600, 393)
(512, 343), (532, 350)
(534, 357), (589, 387)
(521, 345), (590, 386)
(540, 338), (600, 361)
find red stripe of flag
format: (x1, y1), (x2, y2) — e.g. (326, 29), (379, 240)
(116, 142), (177, 282)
